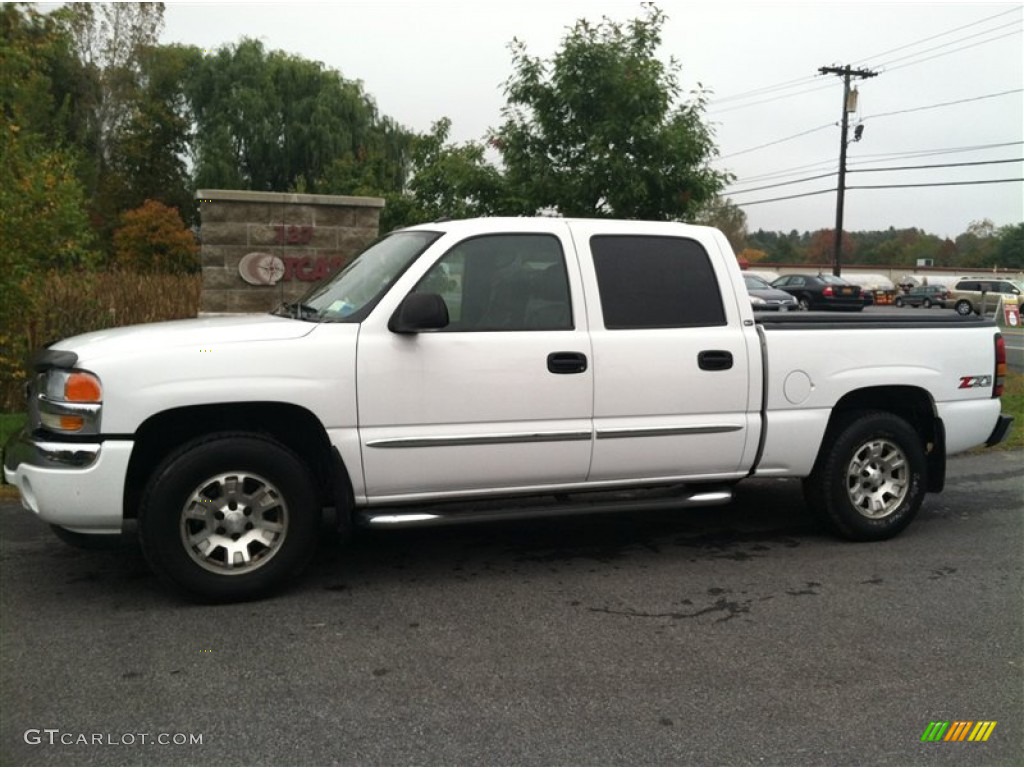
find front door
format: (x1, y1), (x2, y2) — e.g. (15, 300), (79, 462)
(356, 229), (594, 502)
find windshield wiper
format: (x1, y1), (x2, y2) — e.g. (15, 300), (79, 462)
(273, 301), (321, 321)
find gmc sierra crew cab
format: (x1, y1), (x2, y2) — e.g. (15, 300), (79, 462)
(4, 218), (1013, 601)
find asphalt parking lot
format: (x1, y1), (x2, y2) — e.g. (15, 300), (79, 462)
(1, 449), (1021, 767)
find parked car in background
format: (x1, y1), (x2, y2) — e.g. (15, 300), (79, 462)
(894, 284), (950, 309)
(949, 278), (1023, 316)
(770, 273), (865, 311)
(742, 272), (798, 311)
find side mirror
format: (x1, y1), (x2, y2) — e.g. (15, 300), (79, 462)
(389, 292), (449, 334)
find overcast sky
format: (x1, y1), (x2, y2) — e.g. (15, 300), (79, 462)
(158, 0), (1023, 238)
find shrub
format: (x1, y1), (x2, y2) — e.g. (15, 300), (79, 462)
(112, 199), (199, 273)
(1, 270), (201, 410)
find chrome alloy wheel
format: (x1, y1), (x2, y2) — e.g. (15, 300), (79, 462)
(845, 439), (909, 519)
(180, 472), (288, 574)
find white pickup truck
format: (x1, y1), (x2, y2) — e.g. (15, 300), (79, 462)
(4, 218), (1013, 601)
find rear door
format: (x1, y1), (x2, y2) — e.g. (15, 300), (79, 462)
(569, 221), (758, 483)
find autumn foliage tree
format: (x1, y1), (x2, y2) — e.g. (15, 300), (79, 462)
(112, 200), (198, 273)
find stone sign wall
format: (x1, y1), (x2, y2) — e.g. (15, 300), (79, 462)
(196, 189), (384, 314)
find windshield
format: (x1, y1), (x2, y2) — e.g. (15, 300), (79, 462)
(282, 231), (441, 322)
(821, 275), (852, 285)
(743, 275), (771, 290)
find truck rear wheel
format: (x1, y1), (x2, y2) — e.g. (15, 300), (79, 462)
(138, 433), (319, 602)
(804, 411), (926, 541)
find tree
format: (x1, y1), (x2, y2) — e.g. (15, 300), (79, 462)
(50, 2), (169, 241)
(692, 197), (747, 252)
(491, 3), (727, 219)
(187, 39), (415, 198)
(956, 218), (999, 268)
(0, 3), (97, 322)
(805, 229), (856, 265)
(991, 222), (1024, 269)
(403, 118), (507, 223)
(112, 199), (198, 273)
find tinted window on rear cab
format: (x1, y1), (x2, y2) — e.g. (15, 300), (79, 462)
(590, 235), (726, 329)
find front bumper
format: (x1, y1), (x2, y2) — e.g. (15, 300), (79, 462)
(3, 429), (132, 533)
(986, 414), (1014, 447)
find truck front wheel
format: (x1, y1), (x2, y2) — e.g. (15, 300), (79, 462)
(804, 412), (927, 541)
(138, 433), (320, 602)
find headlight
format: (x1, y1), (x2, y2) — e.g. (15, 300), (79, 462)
(750, 296), (766, 305)
(38, 370), (103, 434)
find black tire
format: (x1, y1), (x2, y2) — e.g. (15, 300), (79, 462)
(138, 433), (320, 602)
(922, 298), (932, 309)
(894, 296), (904, 307)
(954, 299), (973, 316)
(798, 296), (811, 311)
(51, 525), (125, 551)
(804, 411), (927, 541)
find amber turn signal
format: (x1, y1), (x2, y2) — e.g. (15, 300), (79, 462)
(59, 415), (85, 431)
(65, 372), (102, 402)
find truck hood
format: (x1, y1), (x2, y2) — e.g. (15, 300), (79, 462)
(54, 314), (317, 364)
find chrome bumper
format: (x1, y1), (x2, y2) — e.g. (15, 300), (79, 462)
(4, 428), (100, 473)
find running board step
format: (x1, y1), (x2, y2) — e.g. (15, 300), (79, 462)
(357, 485), (734, 529)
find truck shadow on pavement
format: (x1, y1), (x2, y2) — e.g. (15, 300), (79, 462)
(2, 478), (833, 604)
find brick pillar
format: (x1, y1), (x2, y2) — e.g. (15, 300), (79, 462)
(196, 190), (385, 314)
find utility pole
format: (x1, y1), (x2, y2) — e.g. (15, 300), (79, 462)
(819, 65), (877, 276)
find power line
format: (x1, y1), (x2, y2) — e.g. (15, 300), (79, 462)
(709, 82), (835, 115)
(729, 158), (1023, 195)
(863, 88), (1023, 121)
(880, 29), (1023, 74)
(848, 158), (1023, 173)
(854, 5), (1022, 65)
(727, 160), (838, 185)
(717, 123), (835, 160)
(737, 175), (1023, 206)
(847, 178), (1024, 190)
(868, 19), (1022, 69)
(727, 171), (838, 196)
(709, 75), (821, 106)
(737, 188), (837, 207)
(708, 6), (1019, 115)
(849, 140), (1024, 162)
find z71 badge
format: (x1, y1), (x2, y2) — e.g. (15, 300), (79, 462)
(958, 375), (993, 389)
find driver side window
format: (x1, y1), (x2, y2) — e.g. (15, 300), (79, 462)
(413, 234), (573, 331)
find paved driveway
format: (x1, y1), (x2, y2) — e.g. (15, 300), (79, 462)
(1, 450), (1021, 766)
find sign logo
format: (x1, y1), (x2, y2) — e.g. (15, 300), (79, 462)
(958, 375), (992, 389)
(921, 721), (997, 742)
(238, 252), (286, 286)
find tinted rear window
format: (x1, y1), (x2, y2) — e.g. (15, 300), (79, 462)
(590, 235), (726, 329)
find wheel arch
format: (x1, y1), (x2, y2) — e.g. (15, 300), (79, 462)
(124, 402), (354, 525)
(824, 385), (945, 493)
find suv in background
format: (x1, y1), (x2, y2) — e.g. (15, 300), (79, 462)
(949, 278), (1022, 316)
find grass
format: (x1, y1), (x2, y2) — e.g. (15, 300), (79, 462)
(998, 371), (1024, 451)
(0, 412), (25, 448)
